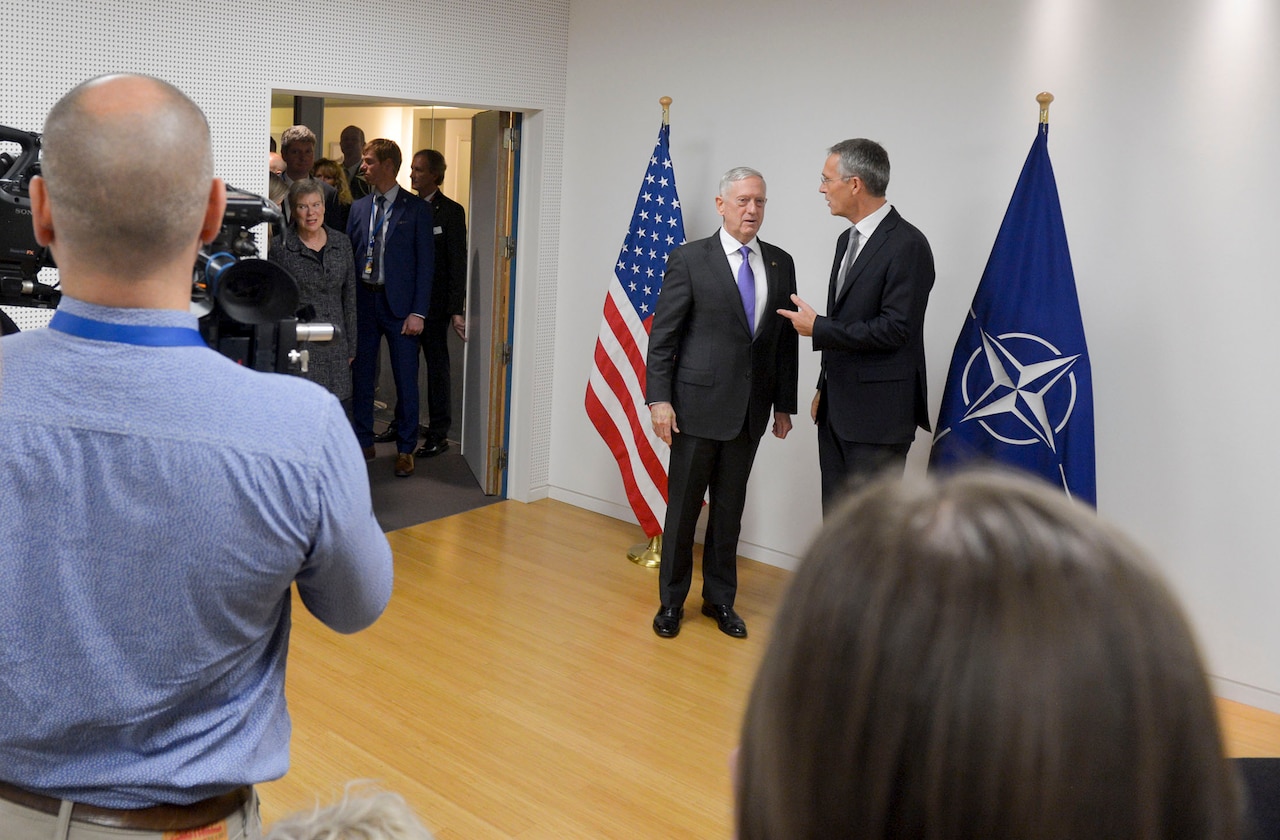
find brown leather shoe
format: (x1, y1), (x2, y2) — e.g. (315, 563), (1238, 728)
(394, 452), (415, 477)
(361, 445), (376, 462)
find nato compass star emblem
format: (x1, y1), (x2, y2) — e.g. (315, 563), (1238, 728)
(956, 330), (1081, 452)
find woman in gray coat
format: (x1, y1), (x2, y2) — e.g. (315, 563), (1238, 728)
(269, 178), (357, 405)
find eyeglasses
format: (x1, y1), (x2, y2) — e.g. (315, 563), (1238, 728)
(819, 174), (856, 187)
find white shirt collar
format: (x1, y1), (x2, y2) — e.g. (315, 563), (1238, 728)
(852, 201), (893, 241)
(375, 184), (400, 205)
(718, 226), (759, 257)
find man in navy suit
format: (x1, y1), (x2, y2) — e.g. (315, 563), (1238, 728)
(779, 138), (935, 514)
(375, 149), (469, 454)
(347, 138), (434, 477)
(646, 167), (798, 639)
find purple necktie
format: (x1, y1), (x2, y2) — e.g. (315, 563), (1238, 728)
(737, 244), (755, 334)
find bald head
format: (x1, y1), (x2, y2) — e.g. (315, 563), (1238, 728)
(40, 74), (215, 276)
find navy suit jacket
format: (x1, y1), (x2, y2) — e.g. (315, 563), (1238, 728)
(646, 233), (799, 442)
(347, 189), (435, 320)
(812, 206), (934, 444)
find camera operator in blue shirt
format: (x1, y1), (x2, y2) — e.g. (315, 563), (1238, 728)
(0, 73), (394, 840)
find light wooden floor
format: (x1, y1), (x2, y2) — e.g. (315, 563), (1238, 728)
(258, 499), (1280, 839)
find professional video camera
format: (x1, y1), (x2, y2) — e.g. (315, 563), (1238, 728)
(0, 124), (58, 309)
(195, 188), (335, 372)
(1, 121), (333, 373)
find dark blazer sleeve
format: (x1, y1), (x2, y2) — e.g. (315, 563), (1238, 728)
(811, 221), (934, 354)
(346, 195), (369, 277)
(410, 199), (434, 317)
(812, 211), (936, 442)
(322, 182), (342, 232)
(768, 245), (800, 416)
(645, 245), (691, 406)
(439, 196), (468, 316)
(331, 230), (357, 359)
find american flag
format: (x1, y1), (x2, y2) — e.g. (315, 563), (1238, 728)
(585, 120), (686, 537)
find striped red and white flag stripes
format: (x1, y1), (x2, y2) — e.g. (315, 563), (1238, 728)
(585, 120), (686, 537)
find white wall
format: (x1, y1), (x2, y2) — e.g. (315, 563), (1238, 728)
(553, 0), (1280, 710)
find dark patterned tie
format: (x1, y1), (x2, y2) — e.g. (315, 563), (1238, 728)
(370, 195), (387, 283)
(836, 227), (860, 299)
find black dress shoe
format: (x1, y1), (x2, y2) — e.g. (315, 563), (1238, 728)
(702, 602), (747, 638)
(415, 437), (450, 458)
(652, 605), (683, 638)
(373, 424), (398, 444)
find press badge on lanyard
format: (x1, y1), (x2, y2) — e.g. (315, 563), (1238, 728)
(363, 200), (387, 281)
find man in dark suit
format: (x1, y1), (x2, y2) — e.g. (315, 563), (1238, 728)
(408, 148), (467, 457)
(779, 138), (935, 515)
(347, 138), (434, 478)
(340, 125), (371, 200)
(279, 124), (343, 226)
(373, 148), (469, 450)
(646, 167), (798, 639)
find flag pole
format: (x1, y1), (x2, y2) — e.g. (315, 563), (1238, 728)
(626, 95), (674, 570)
(1037, 91), (1054, 123)
(628, 535), (662, 567)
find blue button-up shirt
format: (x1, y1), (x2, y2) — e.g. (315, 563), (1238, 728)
(0, 297), (393, 807)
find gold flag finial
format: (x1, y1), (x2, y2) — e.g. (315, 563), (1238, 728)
(660, 96), (672, 126)
(1037, 91), (1054, 124)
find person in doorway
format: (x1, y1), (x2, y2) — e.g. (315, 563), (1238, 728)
(269, 178), (357, 406)
(279, 124), (343, 228)
(312, 156), (354, 232)
(347, 138), (434, 477)
(340, 124), (371, 200)
(376, 148), (468, 454)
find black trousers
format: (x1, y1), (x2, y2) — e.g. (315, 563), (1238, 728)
(659, 423), (761, 609)
(817, 415), (910, 517)
(418, 316), (453, 440)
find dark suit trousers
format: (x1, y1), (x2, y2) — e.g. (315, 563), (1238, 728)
(816, 397), (910, 516)
(418, 316), (452, 440)
(353, 284), (421, 454)
(659, 424), (761, 609)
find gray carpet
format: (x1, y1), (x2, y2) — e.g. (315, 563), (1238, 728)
(364, 436), (498, 532)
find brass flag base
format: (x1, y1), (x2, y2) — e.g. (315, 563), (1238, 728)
(628, 535), (662, 568)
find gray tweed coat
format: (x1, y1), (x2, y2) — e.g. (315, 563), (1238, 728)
(267, 226), (357, 401)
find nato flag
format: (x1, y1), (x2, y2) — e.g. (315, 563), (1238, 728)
(930, 123), (1095, 505)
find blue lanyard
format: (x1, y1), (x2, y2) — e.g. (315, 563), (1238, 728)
(369, 196), (389, 239)
(364, 196), (389, 279)
(49, 310), (207, 347)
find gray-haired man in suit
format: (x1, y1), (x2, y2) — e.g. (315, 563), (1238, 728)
(646, 167), (798, 639)
(779, 139), (935, 515)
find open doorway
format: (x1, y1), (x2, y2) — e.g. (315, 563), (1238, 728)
(270, 92), (519, 530)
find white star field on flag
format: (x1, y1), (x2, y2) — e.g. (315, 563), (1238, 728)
(615, 152), (685, 316)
